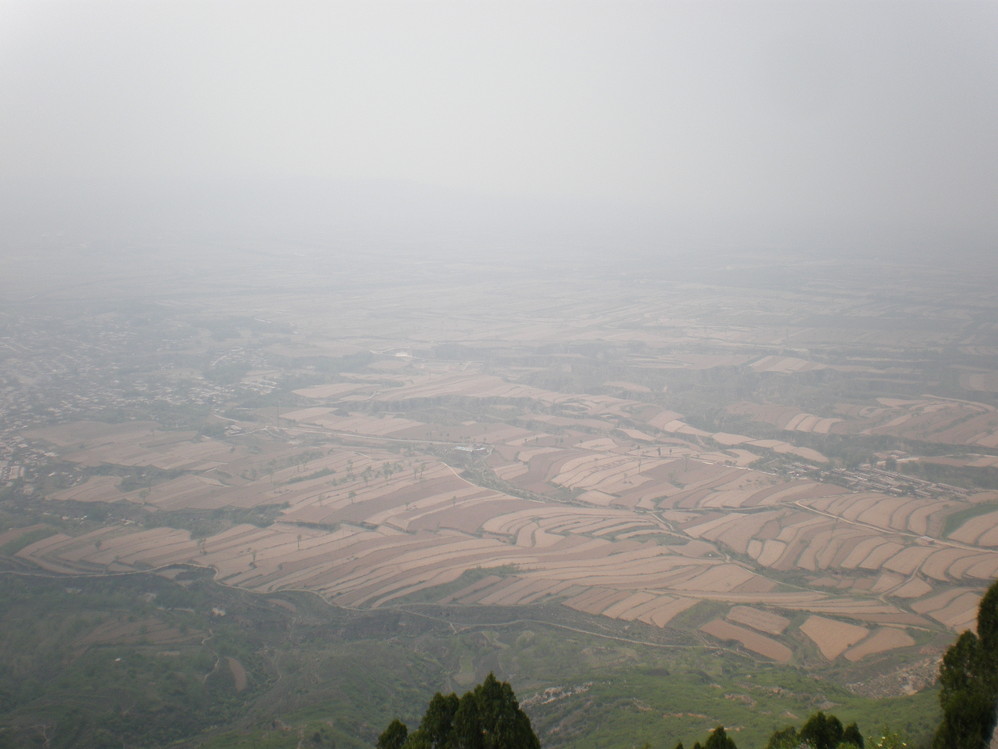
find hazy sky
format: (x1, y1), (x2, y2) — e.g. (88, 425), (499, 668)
(2, 0), (997, 254)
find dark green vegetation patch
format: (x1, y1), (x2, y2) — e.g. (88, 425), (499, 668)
(0, 571), (941, 748)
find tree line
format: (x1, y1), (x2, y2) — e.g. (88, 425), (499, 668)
(377, 673), (539, 749)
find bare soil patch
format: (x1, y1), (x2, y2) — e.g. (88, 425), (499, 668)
(799, 615), (869, 660)
(701, 618), (792, 662)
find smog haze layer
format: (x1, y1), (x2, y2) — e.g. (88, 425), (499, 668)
(2, 0), (997, 274)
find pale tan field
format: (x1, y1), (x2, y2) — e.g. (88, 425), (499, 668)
(961, 371), (998, 393)
(727, 402), (841, 434)
(949, 507), (998, 546)
(0, 524), (51, 548)
(844, 628), (916, 661)
(701, 618), (793, 662)
(25, 420), (161, 448)
(730, 394), (998, 448)
(911, 588), (981, 631)
(227, 657), (248, 692)
(50, 475), (127, 503)
(726, 606), (791, 636)
(800, 615), (870, 660)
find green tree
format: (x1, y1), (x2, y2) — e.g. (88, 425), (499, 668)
(381, 674), (539, 749)
(764, 726), (799, 749)
(407, 692), (459, 749)
(976, 577), (998, 654)
(842, 722), (864, 748)
(451, 690), (484, 749)
(378, 719), (408, 749)
(933, 687), (995, 749)
(933, 577), (998, 749)
(704, 725), (737, 749)
(800, 712), (844, 749)
(453, 673), (539, 749)
(766, 715), (863, 749)
(939, 631), (985, 706)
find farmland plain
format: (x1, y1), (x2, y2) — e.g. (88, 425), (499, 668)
(2, 246), (997, 746)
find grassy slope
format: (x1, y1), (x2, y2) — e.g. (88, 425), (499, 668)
(0, 568), (940, 749)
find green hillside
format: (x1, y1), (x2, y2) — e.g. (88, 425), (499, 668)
(0, 567), (941, 749)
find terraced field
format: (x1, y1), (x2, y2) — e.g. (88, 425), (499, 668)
(18, 359), (998, 674)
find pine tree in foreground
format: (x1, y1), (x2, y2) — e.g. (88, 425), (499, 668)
(378, 673), (540, 749)
(933, 577), (998, 749)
